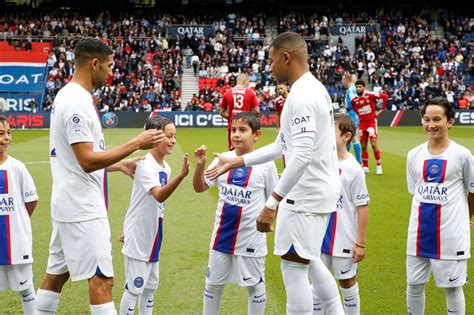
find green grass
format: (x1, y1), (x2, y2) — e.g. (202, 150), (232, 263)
(0, 126), (473, 314)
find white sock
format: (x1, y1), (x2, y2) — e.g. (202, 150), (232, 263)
(312, 295), (323, 315)
(138, 288), (155, 315)
(203, 283), (224, 315)
(19, 284), (35, 315)
(340, 283), (360, 315)
(407, 284), (425, 315)
(247, 281), (266, 315)
(308, 259), (344, 315)
(120, 290), (138, 315)
(35, 289), (61, 314)
(90, 301), (117, 315)
(281, 259), (312, 315)
(445, 287), (465, 314)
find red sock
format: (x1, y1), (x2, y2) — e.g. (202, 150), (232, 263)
(374, 149), (381, 165)
(362, 151), (369, 167)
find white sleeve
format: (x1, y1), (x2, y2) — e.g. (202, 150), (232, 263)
(204, 158), (219, 188)
(274, 131), (315, 198)
(63, 104), (95, 145)
(20, 164), (38, 203)
(135, 161), (161, 194)
(243, 142), (282, 166)
(350, 168), (370, 206)
(463, 153), (474, 193)
(264, 162), (279, 200)
(406, 151), (416, 195)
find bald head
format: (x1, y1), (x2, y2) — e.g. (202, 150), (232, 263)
(270, 32), (308, 62)
(236, 73), (249, 86)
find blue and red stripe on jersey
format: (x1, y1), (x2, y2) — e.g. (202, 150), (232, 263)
(0, 215), (12, 265)
(416, 203), (441, 259)
(149, 217), (163, 262)
(321, 212), (337, 256)
(423, 159), (447, 184)
(0, 170), (8, 194)
(212, 167), (252, 254)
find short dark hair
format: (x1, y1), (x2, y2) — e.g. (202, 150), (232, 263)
(270, 32), (308, 59)
(232, 112), (260, 133)
(74, 38), (114, 65)
(0, 115), (9, 126)
(355, 79), (366, 87)
(145, 115), (173, 131)
(334, 112), (356, 145)
(421, 97), (455, 120)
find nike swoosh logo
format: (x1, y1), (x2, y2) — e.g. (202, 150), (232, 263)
(19, 280), (28, 285)
(254, 293), (265, 299)
(344, 297), (354, 302)
(449, 276), (459, 282)
(427, 175), (438, 181)
(243, 277), (252, 281)
(128, 308), (135, 311)
(448, 310), (458, 313)
(148, 300), (153, 303)
(341, 269), (351, 274)
(23, 292), (32, 298)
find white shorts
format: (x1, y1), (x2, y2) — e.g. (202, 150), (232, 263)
(46, 218), (114, 282)
(0, 263), (33, 291)
(406, 255), (468, 288)
(206, 250), (265, 287)
(124, 256), (159, 295)
(320, 254), (358, 280)
(274, 207), (331, 261)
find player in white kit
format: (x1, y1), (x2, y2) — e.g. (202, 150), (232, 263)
(120, 115), (189, 315)
(205, 32), (344, 315)
(310, 113), (369, 315)
(406, 97), (474, 315)
(193, 112), (278, 315)
(35, 38), (163, 315)
(0, 115), (38, 314)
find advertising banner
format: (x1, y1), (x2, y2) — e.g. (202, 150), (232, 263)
(329, 24), (378, 36)
(166, 25), (215, 38)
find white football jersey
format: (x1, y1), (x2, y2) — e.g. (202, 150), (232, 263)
(277, 72), (340, 213)
(0, 156), (38, 265)
(50, 82), (108, 223)
(122, 153), (170, 262)
(406, 141), (473, 260)
(321, 155), (369, 258)
(205, 151), (278, 257)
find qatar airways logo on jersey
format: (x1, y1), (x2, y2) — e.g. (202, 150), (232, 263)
(220, 186), (252, 205)
(0, 197), (15, 212)
(336, 195), (343, 209)
(416, 184), (448, 202)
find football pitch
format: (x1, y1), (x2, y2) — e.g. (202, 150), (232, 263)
(1, 126), (473, 314)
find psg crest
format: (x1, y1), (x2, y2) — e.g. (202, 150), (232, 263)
(101, 112), (119, 128)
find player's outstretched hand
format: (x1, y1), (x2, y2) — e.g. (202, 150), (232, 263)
(118, 156), (145, 178)
(136, 129), (164, 150)
(179, 153), (190, 178)
(193, 145), (207, 165)
(351, 245), (365, 263)
(204, 152), (234, 180)
(256, 207), (276, 233)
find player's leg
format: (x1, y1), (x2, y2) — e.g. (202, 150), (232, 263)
(406, 255), (430, 315)
(138, 261), (159, 315)
(432, 259), (467, 314)
(89, 274), (115, 314)
(369, 126), (382, 174)
(11, 263), (36, 315)
(241, 256), (266, 315)
(120, 256), (146, 315)
(36, 220), (70, 314)
(352, 133), (362, 165)
(203, 250), (230, 315)
(359, 130), (369, 173)
(339, 277), (360, 315)
(309, 254), (332, 315)
(246, 280), (266, 315)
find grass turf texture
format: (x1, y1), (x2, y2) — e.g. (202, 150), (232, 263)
(0, 126), (473, 314)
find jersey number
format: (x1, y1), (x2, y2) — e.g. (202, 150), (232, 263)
(233, 94), (244, 109)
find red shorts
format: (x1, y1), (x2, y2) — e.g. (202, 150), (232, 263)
(359, 120), (378, 142)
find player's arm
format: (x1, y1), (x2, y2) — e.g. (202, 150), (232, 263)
(150, 154), (189, 203)
(375, 92), (389, 116)
(468, 193), (473, 223)
(353, 204), (368, 262)
(276, 111), (281, 128)
(25, 201), (37, 217)
(71, 129), (163, 173)
(219, 95), (229, 119)
(257, 162), (280, 232)
(193, 145), (210, 192)
(107, 156), (145, 178)
(252, 93), (261, 117)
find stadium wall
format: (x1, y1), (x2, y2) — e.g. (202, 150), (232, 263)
(4, 110), (474, 129)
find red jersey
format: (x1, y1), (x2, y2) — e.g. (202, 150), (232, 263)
(350, 91), (388, 123)
(275, 95), (286, 114)
(220, 86), (259, 125)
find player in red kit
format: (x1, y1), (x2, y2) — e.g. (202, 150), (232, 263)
(275, 83), (288, 130)
(219, 73), (260, 149)
(350, 79), (388, 175)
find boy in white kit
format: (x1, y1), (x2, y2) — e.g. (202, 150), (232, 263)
(205, 32), (344, 315)
(406, 97), (474, 314)
(0, 115), (38, 314)
(193, 112), (278, 315)
(310, 113), (369, 315)
(120, 115), (189, 315)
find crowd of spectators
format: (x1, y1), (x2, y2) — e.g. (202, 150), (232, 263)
(1, 7), (473, 112)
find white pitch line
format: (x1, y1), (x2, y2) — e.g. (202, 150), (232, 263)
(25, 161), (50, 165)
